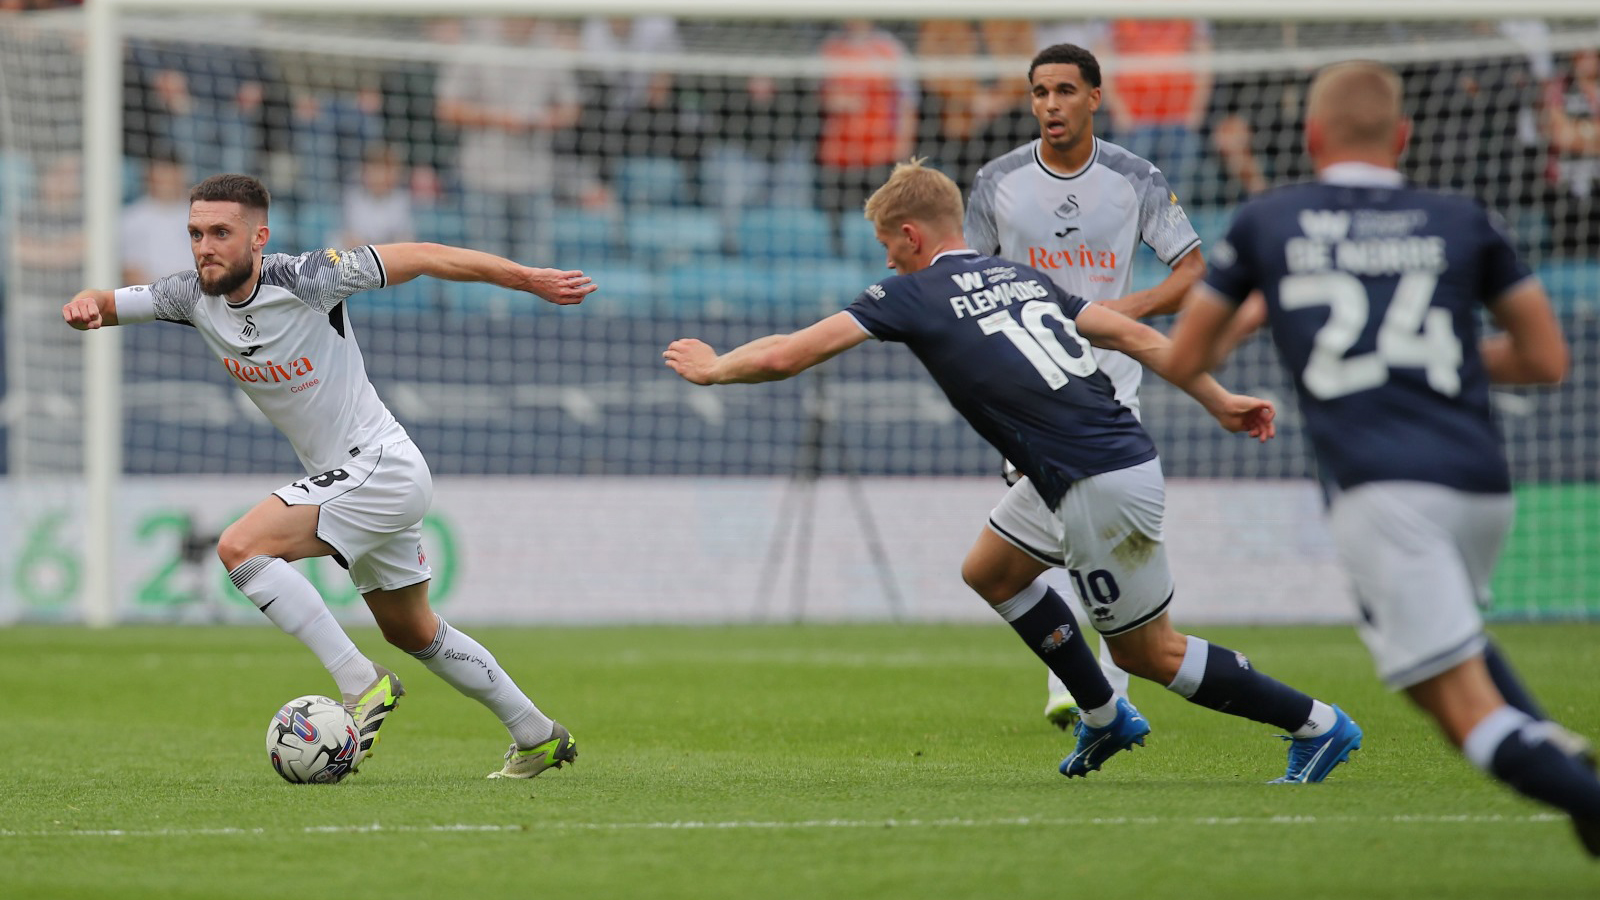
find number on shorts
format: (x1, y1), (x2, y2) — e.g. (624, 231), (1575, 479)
(308, 468), (350, 489)
(1068, 568), (1121, 605)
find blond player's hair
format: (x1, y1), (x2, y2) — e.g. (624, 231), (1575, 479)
(863, 158), (965, 232)
(1306, 61), (1405, 151)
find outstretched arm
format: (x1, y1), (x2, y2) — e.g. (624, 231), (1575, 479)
(1165, 284), (1243, 386)
(373, 242), (596, 306)
(62, 289), (120, 330)
(1075, 301), (1274, 441)
(664, 312), (872, 385)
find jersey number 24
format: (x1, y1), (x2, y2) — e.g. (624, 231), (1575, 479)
(1280, 271), (1462, 400)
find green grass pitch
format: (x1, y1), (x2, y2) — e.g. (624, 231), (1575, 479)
(2, 622), (1597, 899)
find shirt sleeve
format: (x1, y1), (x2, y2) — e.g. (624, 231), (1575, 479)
(843, 279), (907, 342)
(1479, 205), (1535, 304)
(963, 167), (1001, 255)
(279, 246), (388, 313)
(112, 285), (157, 323)
(144, 271), (203, 323)
(1046, 279), (1091, 319)
(1137, 164), (1202, 265)
(1200, 207), (1258, 307)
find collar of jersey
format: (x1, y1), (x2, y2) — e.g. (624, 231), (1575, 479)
(1031, 137), (1098, 181)
(223, 275), (264, 309)
(932, 249), (980, 264)
(1318, 161), (1404, 188)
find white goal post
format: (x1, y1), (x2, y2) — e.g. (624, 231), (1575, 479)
(26, 0), (1599, 626)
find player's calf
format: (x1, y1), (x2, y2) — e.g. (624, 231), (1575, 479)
(991, 582), (1118, 726)
(1463, 707), (1600, 857)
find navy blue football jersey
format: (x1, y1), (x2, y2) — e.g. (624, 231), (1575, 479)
(1204, 177), (1532, 493)
(845, 250), (1156, 509)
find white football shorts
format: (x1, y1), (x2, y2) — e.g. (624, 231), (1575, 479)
(988, 458), (1174, 635)
(272, 439), (434, 594)
(1327, 480), (1513, 690)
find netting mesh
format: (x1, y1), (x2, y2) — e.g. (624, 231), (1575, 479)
(1, 10), (1597, 618)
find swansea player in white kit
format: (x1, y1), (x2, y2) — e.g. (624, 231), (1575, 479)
(1170, 62), (1600, 853)
(964, 43), (1219, 730)
(63, 174), (596, 780)
(664, 160), (1359, 782)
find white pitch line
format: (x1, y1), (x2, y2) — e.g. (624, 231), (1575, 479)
(0, 813), (1565, 839)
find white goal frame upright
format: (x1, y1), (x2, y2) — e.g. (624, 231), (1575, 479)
(76, 0), (1599, 626)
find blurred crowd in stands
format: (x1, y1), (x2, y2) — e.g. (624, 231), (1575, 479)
(0, 9), (1595, 300)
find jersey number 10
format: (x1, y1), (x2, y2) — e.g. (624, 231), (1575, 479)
(978, 301), (1098, 390)
(1280, 271), (1462, 400)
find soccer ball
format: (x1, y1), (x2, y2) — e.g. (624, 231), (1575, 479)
(266, 695), (360, 784)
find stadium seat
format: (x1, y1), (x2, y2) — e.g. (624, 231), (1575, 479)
(840, 213), (883, 267)
(665, 258), (780, 315)
(265, 200), (298, 252)
(623, 208), (724, 266)
(616, 155), (689, 208)
(1536, 260), (1600, 312)
(414, 202), (469, 246)
(736, 205), (835, 262)
(0, 150), (35, 205)
(440, 280), (513, 316)
(1183, 206), (1234, 247)
(121, 156), (144, 205)
(582, 264), (662, 316)
(293, 202), (340, 249)
(1503, 206), (1552, 258)
(551, 205), (620, 265)
(373, 278), (442, 314)
(771, 259), (877, 315)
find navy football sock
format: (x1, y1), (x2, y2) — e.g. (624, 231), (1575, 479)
(1466, 708), (1600, 819)
(1483, 640), (1547, 720)
(1166, 636), (1315, 732)
(993, 584), (1114, 713)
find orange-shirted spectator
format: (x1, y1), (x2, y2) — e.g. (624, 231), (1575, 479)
(1104, 18), (1212, 196)
(914, 20), (1017, 178)
(816, 20), (918, 224)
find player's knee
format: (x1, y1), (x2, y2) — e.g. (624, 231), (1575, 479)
(376, 615), (436, 654)
(960, 557), (1008, 603)
(1106, 630), (1185, 683)
(216, 525), (260, 571)
(1105, 641), (1165, 682)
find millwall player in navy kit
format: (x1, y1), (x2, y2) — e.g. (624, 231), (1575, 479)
(665, 159), (1359, 782)
(965, 44), (1263, 730)
(1170, 62), (1600, 852)
(63, 174), (595, 780)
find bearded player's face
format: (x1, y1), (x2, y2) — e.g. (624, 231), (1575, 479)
(188, 200), (265, 298)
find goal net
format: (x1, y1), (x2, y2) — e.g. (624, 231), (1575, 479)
(1, 4), (1596, 623)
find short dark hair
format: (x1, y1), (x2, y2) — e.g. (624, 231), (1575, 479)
(1028, 43), (1101, 88)
(189, 173), (271, 212)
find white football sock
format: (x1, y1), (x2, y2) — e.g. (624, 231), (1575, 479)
(1290, 700), (1338, 739)
(1464, 706), (1533, 772)
(1099, 638), (1131, 699)
(229, 555), (375, 698)
(409, 617), (554, 748)
(1079, 699), (1120, 729)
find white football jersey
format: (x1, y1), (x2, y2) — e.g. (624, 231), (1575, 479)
(133, 246), (408, 475)
(965, 137), (1201, 412)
